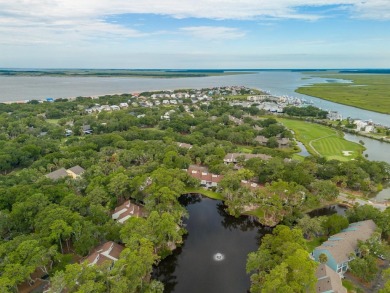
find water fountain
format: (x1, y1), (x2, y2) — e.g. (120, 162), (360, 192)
(213, 252), (225, 261)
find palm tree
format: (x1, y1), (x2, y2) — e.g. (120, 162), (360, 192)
(319, 253), (328, 264)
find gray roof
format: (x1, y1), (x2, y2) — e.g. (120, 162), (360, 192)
(315, 220), (377, 264)
(177, 142), (193, 149)
(316, 264), (347, 293)
(254, 135), (269, 143)
(45, 168), (69, 180)
(67, 165), (85, 176)
(224, 153), (272, 162)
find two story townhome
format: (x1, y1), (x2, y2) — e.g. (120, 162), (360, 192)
(312, 220), (377, 276)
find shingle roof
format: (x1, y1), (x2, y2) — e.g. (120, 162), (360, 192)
(224, 153), (272, 162)
(315, 220), (377, 264)
(85, 241), (124, 266)
(67, 165), (85, 176)
(177, 142), (193, 149)
(45, 168), (69, 180)
(45, 166), (85, 180)
(316, 264), (347, 293)
(187, 168), (224, 184)
(112, 200), (145, 224)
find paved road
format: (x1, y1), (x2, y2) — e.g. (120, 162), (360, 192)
(339, 193), (388, 211)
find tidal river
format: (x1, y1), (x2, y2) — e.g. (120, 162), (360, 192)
(0, 71), (389, 126)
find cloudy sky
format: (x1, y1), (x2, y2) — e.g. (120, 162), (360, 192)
(1, 0), (390, 68)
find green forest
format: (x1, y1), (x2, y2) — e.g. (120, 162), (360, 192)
(0, 88), (389, 292)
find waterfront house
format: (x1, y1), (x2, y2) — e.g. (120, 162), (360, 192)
(312, 220), (376, 276)
(327, 111), (343, 121)
(186, 165), (261, 190)
(354, 120), (368, 131)
(365, 125), (375, 133)
(186, 167), (223, 188)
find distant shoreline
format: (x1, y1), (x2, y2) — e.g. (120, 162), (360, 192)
(0, 69), (252, 78)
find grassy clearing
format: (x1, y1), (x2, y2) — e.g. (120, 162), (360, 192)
(184, 187), (224, 200)
(279, 118), (364, 161)
(46, 119), (60, 125)
(296, 74), (390, 114)
(244, 207), (264, 218)
(306, 236), (327, 252)
(237, 146), (253, 153)
(292, 154), (305, 161)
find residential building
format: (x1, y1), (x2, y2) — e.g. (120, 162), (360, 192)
(254, 135), (269, 145)
(223, 153), (272, 164)
(66, 165), (86, 179)
(84, 241), (124, 266)
(316, 263), (347, 293)
(354, 120), (368, 131)
(112, 201), (145, 224)
(327, 111), (343, 121)
(45, 168), (69, 180)
(177, 142), (193, 149)
(45, 165), (85, 180)
(186, 167), (223, 188)
(228, 115), (243, 125)
(312, 220), (377, 276)
(82, 125), (92, 134)
(100, 105), (112, 112)
(110, 105), (120, 111)
(277, 137), (291, 148)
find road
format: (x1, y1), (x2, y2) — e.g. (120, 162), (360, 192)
(339, 193), (388, 211)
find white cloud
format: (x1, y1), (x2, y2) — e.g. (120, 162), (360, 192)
(0, 0), (390, 46)
(181, 26), (245, 40)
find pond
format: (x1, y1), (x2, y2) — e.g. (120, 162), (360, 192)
(343, 133), (390, 164)
(343, 133), (390, 202)
(295, 139), (310, 157)
(308, 204), (348, 217)
(153, 194), (269, 293)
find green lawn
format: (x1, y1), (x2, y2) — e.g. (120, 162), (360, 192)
(296, 74), (390, 114)
(184, 187), (224, 200)
(306, 236), (327, 252)
(244, 207), (264, 218)
(279, 118), (364, 161)
(237, 146), (253, 153)
(46, 119), (60, 125)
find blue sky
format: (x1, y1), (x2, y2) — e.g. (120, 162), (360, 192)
(0, 0), (389, 68)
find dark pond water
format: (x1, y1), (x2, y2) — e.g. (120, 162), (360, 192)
(308, 204), (347, 217)
(153, 194), (269, 293)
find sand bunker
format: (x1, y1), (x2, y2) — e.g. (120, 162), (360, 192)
(342, 151), (353, 156)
